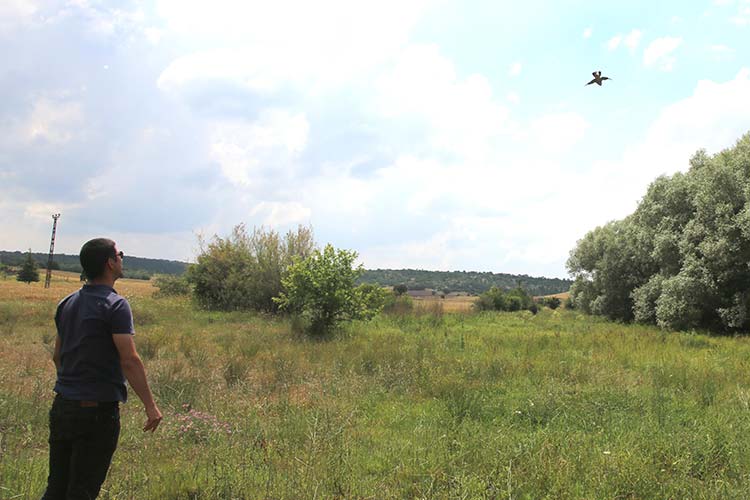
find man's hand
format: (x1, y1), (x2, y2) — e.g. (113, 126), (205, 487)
(144, 405), (162, 432)
(113, 334), (162, 433)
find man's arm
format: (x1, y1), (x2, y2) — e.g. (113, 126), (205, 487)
(52, 335), (62, 371)
(112, 334), (162, 432)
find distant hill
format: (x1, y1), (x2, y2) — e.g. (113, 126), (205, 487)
(1, 251), (572, 293)
(360, 269), (571, 296)
(0, 251), (188, 280)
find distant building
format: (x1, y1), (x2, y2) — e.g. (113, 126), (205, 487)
(406, 289), (435, 298)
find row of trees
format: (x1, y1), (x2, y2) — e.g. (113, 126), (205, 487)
(568, 132), (750, 332)
(361, 268), (571, 296)
(0, 250), (186, 280)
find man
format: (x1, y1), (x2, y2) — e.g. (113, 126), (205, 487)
(42, 238), (162, 499)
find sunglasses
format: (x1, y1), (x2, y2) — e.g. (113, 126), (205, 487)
(111, 251), (124, 260)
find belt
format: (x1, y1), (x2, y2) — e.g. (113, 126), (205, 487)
(54, 395), (118, 408)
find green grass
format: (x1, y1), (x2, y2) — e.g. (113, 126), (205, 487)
(3, 281), (750, 499)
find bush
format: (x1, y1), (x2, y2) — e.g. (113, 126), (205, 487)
(187, 224), (314, 311)
(275, 244), (380, 335)
(383, 293), (414, 315)
(153, 274), (191, 297)
(545, 297), (561, 310)
(474, 286), (535, 313)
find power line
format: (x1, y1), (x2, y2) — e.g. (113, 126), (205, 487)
(44, 213), (61, 289)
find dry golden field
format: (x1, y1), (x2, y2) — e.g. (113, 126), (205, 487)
(411, 295), (477, 313)
(0, 270), (156, 303)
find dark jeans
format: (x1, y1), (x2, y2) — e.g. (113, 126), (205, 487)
(41, 395), (120, 500)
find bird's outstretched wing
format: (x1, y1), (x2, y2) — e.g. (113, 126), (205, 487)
(585, 78), (596, 85)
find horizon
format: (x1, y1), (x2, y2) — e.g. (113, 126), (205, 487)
(2, 1), (749, 280)
(0, 248), (574, 281)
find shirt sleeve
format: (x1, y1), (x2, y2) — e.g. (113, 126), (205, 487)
(110, 298), (135, 335)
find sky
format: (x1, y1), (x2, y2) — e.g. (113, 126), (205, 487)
(1, 0), (749, 278)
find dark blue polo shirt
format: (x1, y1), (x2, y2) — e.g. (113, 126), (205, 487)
(54, 284), (135, 402)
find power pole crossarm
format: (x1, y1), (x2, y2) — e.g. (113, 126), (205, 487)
(44, 213), (61, 289)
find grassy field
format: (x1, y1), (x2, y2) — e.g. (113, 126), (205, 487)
(2, 273), (750, 499)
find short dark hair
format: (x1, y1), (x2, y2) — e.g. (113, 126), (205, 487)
(80, 238), (116, 280)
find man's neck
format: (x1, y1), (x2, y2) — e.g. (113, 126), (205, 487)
(88, 276), (116, 288)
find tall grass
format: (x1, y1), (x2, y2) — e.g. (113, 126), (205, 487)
(2, 274), (750, 498)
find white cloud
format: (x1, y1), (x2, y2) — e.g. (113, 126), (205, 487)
(0, 0), (38, 32)
(22, 97), (84, 144)
(608, 29), (641, 52)
(643, 36), (683, 71)
(710, 44), (735, 60)
(607, 34), (622, 50)
(624, 29), (642, 50)
(506, 92), (520, 104)
(250, 201), (311, 226)
(730, 0), (750, 25)
(644, 68), (750, 156)
(525, 112), (590, 153)
(209, 110), (309, 187)
(156, 0), (431, 87)
(509, 62), (522, 77)
(373, 44), (512, 157)
(24, 202), (81, 221)
(583, 27), (592, 39)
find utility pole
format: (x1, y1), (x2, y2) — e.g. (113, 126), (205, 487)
(44, 213), (61, 289)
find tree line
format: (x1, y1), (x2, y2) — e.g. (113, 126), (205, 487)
(568, 132), (750, 332)
(360, 269), (571, 296)
(0, 250), (188, 280)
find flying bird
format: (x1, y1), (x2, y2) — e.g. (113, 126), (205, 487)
(586, 71), (611, 86)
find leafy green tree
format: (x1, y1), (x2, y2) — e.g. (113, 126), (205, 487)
(17, 250), (39, 284)
(393, 284), (408, 296)
(275, 244), (381, 335)
(187, 224), (314, 311)
(569, 131), (750, 331)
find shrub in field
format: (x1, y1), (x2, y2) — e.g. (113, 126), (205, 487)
(16, 250), (39, 284)
(568, 131), (750, 331)
(545, 297), (561, 309)
(152, 274), (191, 297)
(187, 224), (314, 311)
(474, 286), (535, 313)
(275, 244), (381, 335)
(383, 293), (414, 315)
(474, 287), (507, 311)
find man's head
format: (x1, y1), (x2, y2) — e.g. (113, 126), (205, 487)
(80, 238), (123, 281)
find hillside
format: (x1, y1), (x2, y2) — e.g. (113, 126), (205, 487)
(360, 269), (571, 296)
(0, 251), (188, 280)
(2, 251), (571, 293)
